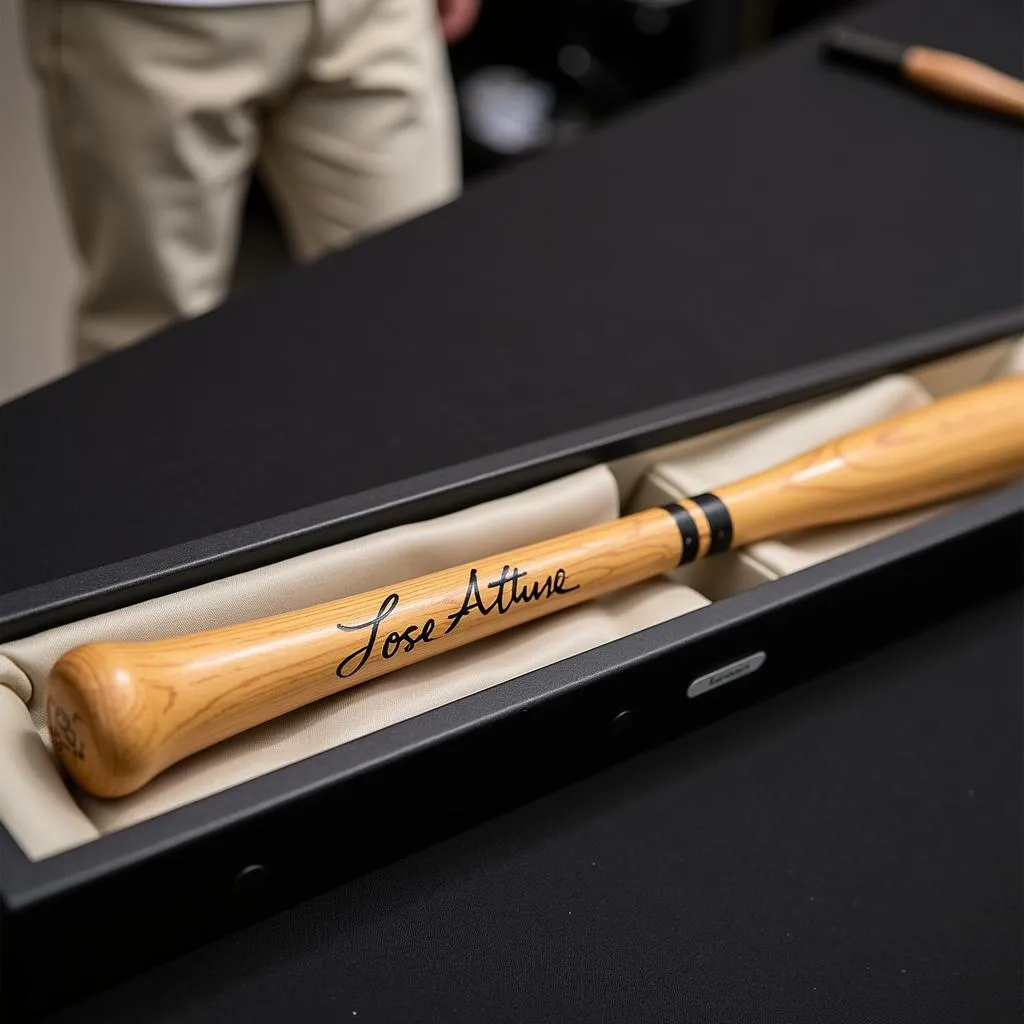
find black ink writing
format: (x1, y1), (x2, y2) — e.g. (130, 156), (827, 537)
(336, 593), (439, 678)
(47, 697), (85, 761)
(445, 565), (579, 634)
(335, 565), (578, 679)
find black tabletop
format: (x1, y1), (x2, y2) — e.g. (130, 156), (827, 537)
(16, 0), (1024, 1019)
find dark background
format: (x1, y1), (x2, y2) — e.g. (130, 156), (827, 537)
(239, 0), (860, 284)
(447, 0), (857, 177)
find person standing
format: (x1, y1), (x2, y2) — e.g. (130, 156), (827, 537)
(22, 0), (479, 364)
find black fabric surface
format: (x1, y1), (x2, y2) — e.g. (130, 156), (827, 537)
(1, 0), (1022, 595)
(39, 588), (1023, 1024)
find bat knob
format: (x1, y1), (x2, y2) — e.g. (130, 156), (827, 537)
(45, 647), (160, 798)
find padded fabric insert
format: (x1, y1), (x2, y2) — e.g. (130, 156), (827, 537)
(985, 335), (1024, 380)
(909, 334), (1022, 396)
(0, 686), (101, 857)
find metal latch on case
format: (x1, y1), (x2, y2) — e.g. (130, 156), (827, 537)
(687, 652), (766, 698)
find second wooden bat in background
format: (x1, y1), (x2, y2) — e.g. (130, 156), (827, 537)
(822, 28), (1024, 120)
(45, 376), (1024, 798)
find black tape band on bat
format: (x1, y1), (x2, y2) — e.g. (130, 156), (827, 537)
(662, 504), (701, 566)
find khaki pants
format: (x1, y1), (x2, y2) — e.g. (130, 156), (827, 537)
(22, 0), (461, 364)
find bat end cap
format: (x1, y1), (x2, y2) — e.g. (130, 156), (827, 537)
(45, 651), (157, 799)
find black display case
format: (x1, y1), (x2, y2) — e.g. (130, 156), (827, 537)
(2, 305), (1022, 1019)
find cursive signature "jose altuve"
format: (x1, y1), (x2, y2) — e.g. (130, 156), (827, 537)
(335, 564), (580, 680)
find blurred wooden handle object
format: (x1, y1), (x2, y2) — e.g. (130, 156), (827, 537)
(45, 376), (1024, 798)
(903, 47), (1024, 119)
(823, 28), (1024, 119)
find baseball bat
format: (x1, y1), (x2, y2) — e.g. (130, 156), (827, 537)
(45, 376), (1024, 798)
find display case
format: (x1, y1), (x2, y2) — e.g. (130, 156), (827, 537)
(2, 307), (1022, 1017)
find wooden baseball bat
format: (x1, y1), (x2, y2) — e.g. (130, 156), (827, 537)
(45, 376), (1024, 798)
(823, 28), (1024, 119)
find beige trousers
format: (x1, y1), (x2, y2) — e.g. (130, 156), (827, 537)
(22, 0), (461, 364)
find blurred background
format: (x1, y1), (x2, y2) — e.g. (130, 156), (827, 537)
(0, 0), (855, 404)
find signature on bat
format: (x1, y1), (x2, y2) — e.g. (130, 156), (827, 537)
(47, 698), (86, 761)
(335, 565), (580, 679)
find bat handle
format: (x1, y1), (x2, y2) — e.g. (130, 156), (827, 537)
(716, 376), (1024, 546)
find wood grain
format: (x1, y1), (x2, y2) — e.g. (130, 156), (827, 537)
(903, 47), (1024, 119)
(716, 375), (1024, 546)
(45, 375), (1024, 797)
(45, 508), (682, 797)
(674, 496), (714, 557)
